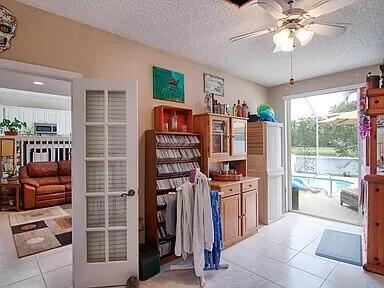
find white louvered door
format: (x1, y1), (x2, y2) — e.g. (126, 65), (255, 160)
(72, 79), (138, 288)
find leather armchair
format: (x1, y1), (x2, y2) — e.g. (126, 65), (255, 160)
(19, 161), (71, 209)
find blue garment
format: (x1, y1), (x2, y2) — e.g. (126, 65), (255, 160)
(204, 190), (223, 270)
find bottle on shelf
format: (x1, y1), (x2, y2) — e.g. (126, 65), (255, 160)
(232, 104), (237, 116)
(236, 100), (242, 117)
(242, 101), (249, 118)
(204, 93), (213, 113)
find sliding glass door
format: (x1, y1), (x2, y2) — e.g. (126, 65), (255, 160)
(286, 90), (362, 225)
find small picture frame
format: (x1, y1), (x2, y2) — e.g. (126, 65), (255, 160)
(204, 73), (224, 97)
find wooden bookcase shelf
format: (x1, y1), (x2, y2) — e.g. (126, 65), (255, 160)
(154, 105), (193, 133)
(145, 130), (201, 262)
(362, 87), (384, 275)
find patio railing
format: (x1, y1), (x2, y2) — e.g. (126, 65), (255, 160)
(15, 135), (72, 166)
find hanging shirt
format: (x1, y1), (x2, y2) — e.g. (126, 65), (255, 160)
(175, 182), (194, 259)
(174, 172), (214, 277)
(192, 172), (214, 277)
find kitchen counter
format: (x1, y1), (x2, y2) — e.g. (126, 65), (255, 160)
(210, 176), (259, 188)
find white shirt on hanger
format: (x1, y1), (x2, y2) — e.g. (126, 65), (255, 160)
(174, 171), (214, 277)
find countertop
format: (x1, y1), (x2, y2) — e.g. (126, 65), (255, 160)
(210, 176), (259, 188)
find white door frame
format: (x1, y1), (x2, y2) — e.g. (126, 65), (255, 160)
(283, 84), (364, 224)
(0, 59), (82, 81)
(0, 59), (82, 280)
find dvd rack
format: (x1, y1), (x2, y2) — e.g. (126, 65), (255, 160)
(145, 130), (201, 263)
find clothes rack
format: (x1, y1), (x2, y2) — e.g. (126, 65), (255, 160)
(170, 170), (229, 287)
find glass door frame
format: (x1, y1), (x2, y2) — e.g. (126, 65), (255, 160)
(283, 84), (365, 220)
(209, 115), (230, 158)
(231, 117), (247, 157)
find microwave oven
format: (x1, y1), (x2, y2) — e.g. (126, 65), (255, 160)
(34, 123), (57, 135)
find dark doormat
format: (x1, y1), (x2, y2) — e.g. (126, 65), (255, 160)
(315, 229), (362, 266)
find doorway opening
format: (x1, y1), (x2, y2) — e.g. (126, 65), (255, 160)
(0, 60), (139, 288)
(287, 89), (362, 225)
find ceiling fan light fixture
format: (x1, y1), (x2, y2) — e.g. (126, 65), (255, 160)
(273, 28), (291, 46)
(273, 29), (294, 53)
(295, 27), (314, 46)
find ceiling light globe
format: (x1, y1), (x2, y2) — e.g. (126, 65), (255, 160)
(295, 27), (314, 46)
(273, 28), (291, 47)
(273, 36), (294, 53)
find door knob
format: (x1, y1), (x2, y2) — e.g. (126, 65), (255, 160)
(121, 189), (136, 197)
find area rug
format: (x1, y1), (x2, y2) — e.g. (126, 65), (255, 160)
(9, 206), (72, 258)
(315, 229), (362, 266)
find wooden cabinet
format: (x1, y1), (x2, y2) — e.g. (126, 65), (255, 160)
(213, 177), (259, 247)
(193, 113), (248, 175)
(362, 88), (384, 275)
(242, 190), (258, 237)
(221, 194), (242, 247)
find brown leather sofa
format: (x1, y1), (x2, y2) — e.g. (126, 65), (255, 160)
(19, 161), (71, 209)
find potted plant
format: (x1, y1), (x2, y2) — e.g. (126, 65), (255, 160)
(0, 118), (27, 136)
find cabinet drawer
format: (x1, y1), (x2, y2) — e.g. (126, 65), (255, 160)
(242, 180), (258, 192)
(369, 96), (384, 110)
(221, 184), (241, 198)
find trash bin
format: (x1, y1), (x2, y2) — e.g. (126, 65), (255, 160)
(292, 187), (299, 210)
(139, 244), (160, 281)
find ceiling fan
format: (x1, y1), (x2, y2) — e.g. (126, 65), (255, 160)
(229, 0), (357, 52)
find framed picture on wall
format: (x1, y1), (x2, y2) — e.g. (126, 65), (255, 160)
(153, 66), (185, 103)
(203, 73), (224, 97)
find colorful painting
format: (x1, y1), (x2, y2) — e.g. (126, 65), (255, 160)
(153, 66), (185, 103)
(204, 73), (224, 97)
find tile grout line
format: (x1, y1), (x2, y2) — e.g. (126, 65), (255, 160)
(221, 257), (284, 288)
(35, 255), (49, 288)
(233, 232), (338, 284)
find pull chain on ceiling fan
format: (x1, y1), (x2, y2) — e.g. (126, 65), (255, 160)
(289, 50), (295, 86)
(229, 0), (356, 52)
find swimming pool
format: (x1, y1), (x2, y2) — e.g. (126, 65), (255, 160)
(292, 174), (356, 197)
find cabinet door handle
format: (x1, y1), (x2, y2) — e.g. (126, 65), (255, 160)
(229, 188), (233, 191)
(374, 100), (380, 104)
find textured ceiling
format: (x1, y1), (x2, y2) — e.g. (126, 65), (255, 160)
(16, 0), (384, 87)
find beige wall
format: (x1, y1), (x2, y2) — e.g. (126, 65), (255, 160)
(269, 65), (381, 121)
(1, 0), (268, 238)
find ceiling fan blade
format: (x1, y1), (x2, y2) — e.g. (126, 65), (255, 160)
(308, 0), (357, 18)
(309, 23), (347, 37)
(252, 0), (286, 20)
(229, 27), (276, 42)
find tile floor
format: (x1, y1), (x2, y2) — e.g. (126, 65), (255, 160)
(297, 191), (361, 225)
(1, 212), (384, 288)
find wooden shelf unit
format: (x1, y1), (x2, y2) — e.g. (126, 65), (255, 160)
(193, 113), (248, 175)
(362, 88), (384, 275)
(145, 130), (201, 263)
(154, 105), (193, 133)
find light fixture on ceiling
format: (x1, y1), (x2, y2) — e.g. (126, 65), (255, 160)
(33, 81), (44, 86)
(229, 0), (353, 53)
(295, 27), (314, 46)
(272, 26), (314, 53)
(273, 29), (294, 53)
